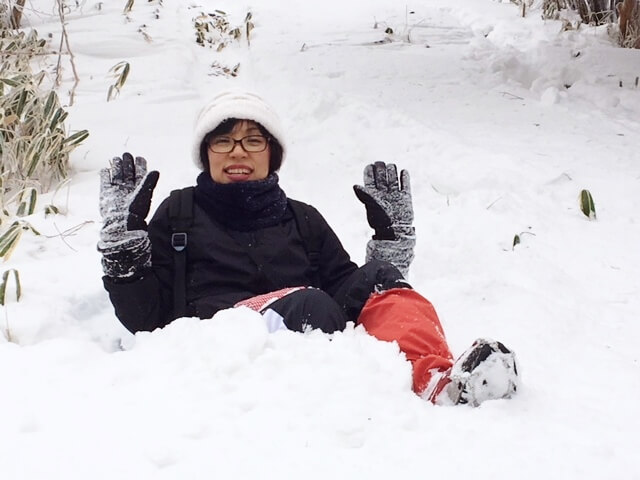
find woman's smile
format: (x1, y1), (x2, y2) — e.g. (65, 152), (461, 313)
(207, 121), (270, 184)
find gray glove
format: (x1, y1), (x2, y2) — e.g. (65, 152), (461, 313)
(97, 153), (159, 279)
(353, 162), (415, 277)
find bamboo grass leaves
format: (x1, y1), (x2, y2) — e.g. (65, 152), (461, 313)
(107, 61), (130, 102)
(1, 29), (89, 193)
(0, 221), (39, 261)
(0, 26), (88, 260)
(193, 10), (253, 77)
(0, 71), (88, 193)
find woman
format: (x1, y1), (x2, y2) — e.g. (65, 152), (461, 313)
(98, 91), (518, 406)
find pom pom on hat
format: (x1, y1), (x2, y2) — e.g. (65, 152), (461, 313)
(191, 90), (286, 170)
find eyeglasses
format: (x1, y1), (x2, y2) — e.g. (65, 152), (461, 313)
(208, 135), (270, 153)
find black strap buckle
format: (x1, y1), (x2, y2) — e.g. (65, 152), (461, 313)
(171, 232), (187, 252)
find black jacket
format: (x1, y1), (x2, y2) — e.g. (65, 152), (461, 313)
(103, 193), (358, 333)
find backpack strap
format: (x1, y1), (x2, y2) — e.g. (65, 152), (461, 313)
(289, 199), (322, 288)
(168, 186), (194, 319)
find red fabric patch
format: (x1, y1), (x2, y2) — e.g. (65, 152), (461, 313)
(234, 287), (307, 313)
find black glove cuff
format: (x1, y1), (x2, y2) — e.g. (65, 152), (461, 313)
(373, 226), (396, 241)
(98, 235), (151, 278)
(373, 225), (415, 241)
(101, 249), (150, 279)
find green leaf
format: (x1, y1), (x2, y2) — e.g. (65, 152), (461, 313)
(49, 107), (63, 130)
(63, 129), (89, 146)
(0, 269), (21, 305)
(117, 62), (130, 89)
(16, 89), (28, 117)
(44, 205), (59, 217)
(0, 277), (6, 305)
(27, 188), (37, 215)
(0, 224), (22, 260)
(49, 108), (68, 131)
(0, 78), (19, 87)
(0, 224), (19, 247)
(43, 90), (57, 118)
(25, 136), (45, 177)
(580, 189), (596, 220)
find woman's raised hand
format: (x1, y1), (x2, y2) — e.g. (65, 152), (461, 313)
(353, 161), (413, 240)
(353, 162), (415, 277)
(99, 153), (159, 231)
(97, 153), (159, 279)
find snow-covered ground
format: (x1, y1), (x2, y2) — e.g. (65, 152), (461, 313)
(2, 0), (639, 478)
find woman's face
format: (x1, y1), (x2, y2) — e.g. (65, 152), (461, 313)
(206, 120), (271, 184)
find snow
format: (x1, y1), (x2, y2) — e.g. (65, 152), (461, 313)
(2, 0), (639, 478)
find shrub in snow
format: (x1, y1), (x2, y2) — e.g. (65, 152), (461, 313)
(543, 0), (640, 48)
(0, 27), (88, 257)
(1, 0), (25, 30)
(543, 0), (616, 25)
(193, 10), (253, 50)
(192, 10), (253, 77)
(617, 0), (640, 47)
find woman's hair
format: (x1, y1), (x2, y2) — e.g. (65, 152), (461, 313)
(199, 118), (284, 174)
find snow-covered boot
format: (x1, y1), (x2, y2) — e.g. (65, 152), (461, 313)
(424, 338), (519, 407)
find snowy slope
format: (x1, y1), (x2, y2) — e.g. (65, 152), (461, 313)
(1, 0), (639, 478)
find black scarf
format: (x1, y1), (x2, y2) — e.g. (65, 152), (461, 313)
(194, 172), (288, 231)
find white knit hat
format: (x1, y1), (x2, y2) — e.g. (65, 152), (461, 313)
(191, 90), (287, 170)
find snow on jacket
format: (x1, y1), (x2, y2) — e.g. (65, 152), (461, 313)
(103, 190), (358, 333)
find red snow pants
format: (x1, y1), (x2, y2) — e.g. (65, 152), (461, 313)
(358, 288), (454, 395)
